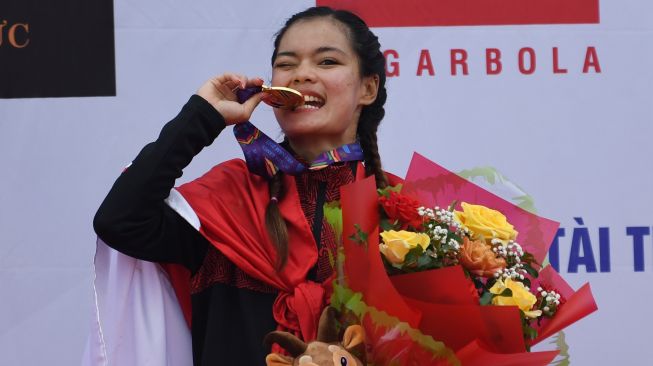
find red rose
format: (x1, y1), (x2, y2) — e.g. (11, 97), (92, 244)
(378, 191), (423, 230)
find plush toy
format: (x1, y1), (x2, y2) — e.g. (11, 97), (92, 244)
(264, 307), (365, 366)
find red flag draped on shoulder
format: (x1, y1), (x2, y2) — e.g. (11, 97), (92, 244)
(175, 159), (366, 341)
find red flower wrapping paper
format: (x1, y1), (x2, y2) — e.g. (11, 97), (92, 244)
(336, 153), (597, 365)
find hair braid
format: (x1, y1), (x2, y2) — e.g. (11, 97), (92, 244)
(354, 14), (388, 189)
(265, 172), (289, 270)
(359, 120), (387, 189)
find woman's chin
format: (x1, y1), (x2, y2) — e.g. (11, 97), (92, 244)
(279, 126), (316, 139)
(277, 118), (323, 137)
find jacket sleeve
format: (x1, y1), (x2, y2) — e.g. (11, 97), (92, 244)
(93, 95), (227, 273)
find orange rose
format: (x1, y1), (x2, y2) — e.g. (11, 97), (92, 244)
(459, 237), (507, 277)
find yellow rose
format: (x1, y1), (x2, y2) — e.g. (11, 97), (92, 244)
(489, 278), (542, 318)
(379, 230), (431, 264)
(454, 202), (517, 244)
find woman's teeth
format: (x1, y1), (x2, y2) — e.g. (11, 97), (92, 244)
(297, 104), (320, 110)
(296, 95), (324, 110)
(304, 95), (324, 103)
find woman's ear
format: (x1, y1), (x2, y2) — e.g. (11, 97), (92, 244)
(342, 324), (365, 350)
(359, 74), (379, 106)
(266, 353), (294, 366)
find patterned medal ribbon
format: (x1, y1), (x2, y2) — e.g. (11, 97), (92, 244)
(233, 87), (364, 179)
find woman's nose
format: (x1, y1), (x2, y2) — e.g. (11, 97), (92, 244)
(292, 62), (316, 84)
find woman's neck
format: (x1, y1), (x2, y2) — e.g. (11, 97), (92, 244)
(287, 136), (355, 163)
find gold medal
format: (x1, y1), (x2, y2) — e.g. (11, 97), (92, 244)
(260, 85), (304, 109)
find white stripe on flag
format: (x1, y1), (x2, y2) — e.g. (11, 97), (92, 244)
(82, 188), (196, 365)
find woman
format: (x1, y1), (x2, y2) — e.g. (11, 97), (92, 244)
(94, 6), (387, 365)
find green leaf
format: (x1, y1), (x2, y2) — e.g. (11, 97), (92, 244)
(512, 195), (537, 214)
(522, 263), (539, 278)
(323, 201), (343, 242)
(327, 249), (335, 269)
(457, 166), (498, 185)
(521, 251), (537, 265)
(337, 248), (345, 267)
(417, 253), (433, 268)
(348, 224), (369, 248)
(456, 166), (538, 214)
(499, 288), (513, 297)
(331, 282), (348, 310)
(377, 183), (403, 197)
(550, 331), (571, 366)
(402, 246), (424, 268)
(380, 219), (396, 231)
(479, 291), (494, 305)
(447, 200), (458, 212)
(523, 325), (538, 340)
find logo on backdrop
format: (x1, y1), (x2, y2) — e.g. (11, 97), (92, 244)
(0, 0), (115, 98)
(318, 0), (602, 78)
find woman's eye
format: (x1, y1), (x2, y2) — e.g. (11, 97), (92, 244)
(320, 59), (338, 66)
(273, 62), (293, 69)
(340, 356), (348, 366)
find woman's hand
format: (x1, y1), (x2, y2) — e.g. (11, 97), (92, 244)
(196, 73), (264, 125)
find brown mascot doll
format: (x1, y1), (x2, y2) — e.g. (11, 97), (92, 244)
(264, 307), (365, 366)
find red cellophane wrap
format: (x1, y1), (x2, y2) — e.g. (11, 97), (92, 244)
(338, 153), (597, 365)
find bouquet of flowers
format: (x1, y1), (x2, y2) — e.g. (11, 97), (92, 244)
(326, 153), (597, 365)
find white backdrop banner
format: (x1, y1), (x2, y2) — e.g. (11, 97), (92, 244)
(1, 0), (651, 365)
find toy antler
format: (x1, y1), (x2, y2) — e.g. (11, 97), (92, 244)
(264, 331), (307, 357)
(317, 306), (339, 343)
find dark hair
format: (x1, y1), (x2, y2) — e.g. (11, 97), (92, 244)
(267, 6), (388, 270)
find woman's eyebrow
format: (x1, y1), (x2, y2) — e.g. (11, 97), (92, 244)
(276, 51), (298, 58)
(276, 46), (347, 58)
(314, 46), (346, 56)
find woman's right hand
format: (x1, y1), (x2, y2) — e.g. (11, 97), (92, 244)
(196, 73), (264, 125)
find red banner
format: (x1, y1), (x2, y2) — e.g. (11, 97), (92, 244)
(317, 0), (600, 27)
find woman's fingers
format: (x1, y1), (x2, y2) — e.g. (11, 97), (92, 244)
(244, 77), (265, 89)
(196, 73), (265, 125)
(214, 80), (239, 102)
(221, 72), (247, 89)
(240, 92), (264, 119)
